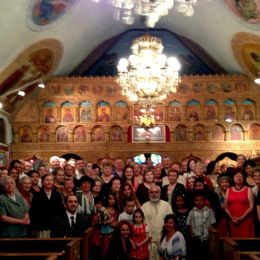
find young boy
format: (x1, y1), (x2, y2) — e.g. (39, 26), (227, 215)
(186, 191), (216, 260)
(118, 198), (135, 223)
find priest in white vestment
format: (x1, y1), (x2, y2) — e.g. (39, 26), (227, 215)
(141, 184), (173, 260)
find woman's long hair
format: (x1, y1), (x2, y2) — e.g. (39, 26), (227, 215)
(160, 214), (177, 242)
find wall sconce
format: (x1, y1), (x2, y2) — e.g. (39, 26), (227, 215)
(255, 72), (260, 85)
(18, 90), (25, 96)
(38, 80), (45, 88)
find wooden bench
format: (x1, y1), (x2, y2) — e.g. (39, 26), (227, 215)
(0, 238), (80, 260)
(0, 252), (62, 259)
(208, 226), (224, 260)
(82, 227), (94, 260)
(223, 237), (260, 260)
(248, 254), (260, 260)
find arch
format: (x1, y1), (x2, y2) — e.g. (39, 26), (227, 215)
(205, 99), (218, 120)
(38, 126), (50, 142)
(61, 101), (74, 123)
(79, 101), (92, 122)
(91, 125), (105, 142)
(186, 99), (200, 121)
(249, 123), (260, 140)
(241, 99), (255, 121)
(96, 101), (111, 122)
(216, 152), (238, 161)
(193, 124), (207, 141)
(169, 100), (182, 121)
(175, 124), (187, 141)
(56, 125), (69, 142)
(43, 101), (56, 123)
(223, 99), (236, 121)
(0, 114), (12, 145)
(115, 100), (129, 121)
(61, 154), (82, 161)
(212, 124), (225, 141)
(74, 125), (86, 142)
(0, 118), (6, 144)
(20, 126), (33, 143)
(230, 124), (243, 141)
(133, 153), (162, 165)
(110, 125), (123, 142)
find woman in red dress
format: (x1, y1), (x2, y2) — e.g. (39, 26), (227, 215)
(225, 168), (254, 237)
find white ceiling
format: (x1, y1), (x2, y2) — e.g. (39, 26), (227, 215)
(0, 0), (259, 79)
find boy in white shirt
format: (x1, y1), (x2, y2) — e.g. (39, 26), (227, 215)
(118, 198), (135, 223)
(186, 191), (216, 260)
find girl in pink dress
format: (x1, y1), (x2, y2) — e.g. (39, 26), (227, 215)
(225, 169), (254, 237)
(130, 209), (150, 260)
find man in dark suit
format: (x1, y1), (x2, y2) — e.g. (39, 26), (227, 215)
(51, 194), (91, 237)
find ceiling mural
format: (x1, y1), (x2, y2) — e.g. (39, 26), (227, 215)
(81, 29), (226, 77)
(28, 0), (79, 30)
(223, 0), (260, 28)
(0, 39), (63, 113)
(232, 32), (260, 79)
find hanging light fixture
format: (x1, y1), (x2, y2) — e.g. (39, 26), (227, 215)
(93, 0), (206, 27)
(117, 34), (181, 107)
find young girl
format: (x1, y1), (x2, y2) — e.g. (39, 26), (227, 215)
(100, 191), (119, 258)
(130, 208), (150, 260)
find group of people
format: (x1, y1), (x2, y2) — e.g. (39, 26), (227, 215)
(0, 153), (260, 260)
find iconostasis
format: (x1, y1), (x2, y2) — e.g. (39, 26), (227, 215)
(5, 74), (259, 164)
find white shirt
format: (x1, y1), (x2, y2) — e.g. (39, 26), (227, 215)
(66, 211), (77, 227)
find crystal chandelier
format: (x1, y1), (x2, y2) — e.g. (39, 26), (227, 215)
(117, 34), (181, 107)
(93, 0), (202, 27)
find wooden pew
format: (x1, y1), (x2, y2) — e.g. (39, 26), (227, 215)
(223, 237), (260, 260)
(208, 226), (224, 260)
(0, 238), (80, 260)
(248, 254), (260, 260)
(82, 227), (94, 260)
(0, 252), (62, 259)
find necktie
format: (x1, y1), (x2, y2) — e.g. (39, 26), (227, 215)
(70, 216), (75, 228)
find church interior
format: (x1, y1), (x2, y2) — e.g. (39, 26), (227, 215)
(1, 2), (260, 259)
(0, 0), (260, 165)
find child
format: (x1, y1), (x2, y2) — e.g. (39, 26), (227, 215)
(186, 191), (216, 260)
(100, 191), (119, 258)
(130, 208), (150, 260)
(118, 198), (135, 223)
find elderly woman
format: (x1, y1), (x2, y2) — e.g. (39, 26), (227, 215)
(0, 176), (30, 237)
(18, 176), (33, 208)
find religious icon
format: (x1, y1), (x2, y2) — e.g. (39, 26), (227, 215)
(194, 125), (207, 141)
(97, 106), (110, 122)
(57, 126), (69, 142)
(20, 127), (33, 143)
(205, 106), (217, 120)
(212, 125), (225, 141)
(169, 106), (181, 121)
(74, 126), (86, 142)
(91, 126), (104, 142)
(175, 125), (187, 141)
(44, 108), (56, 123)
(62, 107), (74, 122)
(38, 126), (50, 142)
(110, 126), (123, 142)
(230, 125), (243, 140)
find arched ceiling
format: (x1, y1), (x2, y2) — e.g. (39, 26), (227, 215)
(0, 0), (259, 114)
